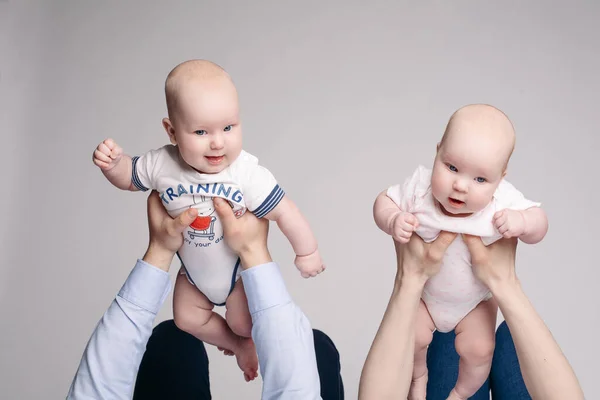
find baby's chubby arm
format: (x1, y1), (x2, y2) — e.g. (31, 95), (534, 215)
(519, 207), (549, 243)
(92, 138), (139, 191)
(263, 196), (324, 278)
(373, 191), (419, 244)
(493, 206), (548, 244)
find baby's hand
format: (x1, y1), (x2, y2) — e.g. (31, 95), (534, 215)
(93, 138), (123, 171)
(493, 209), (526, 238)
(295, 249), (325, 278)
(390, 211), (419, 243)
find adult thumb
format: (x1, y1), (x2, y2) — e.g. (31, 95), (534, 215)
(175, 207), (198, 232)
(213, 197), (235, 226)
(429, 231), (457, 261)
(462, 234), (485, 261)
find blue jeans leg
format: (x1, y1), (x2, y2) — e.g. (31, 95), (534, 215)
(489, 321), (531, 399)
(426, 329), (490, 400)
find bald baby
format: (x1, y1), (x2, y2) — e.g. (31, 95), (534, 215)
(165, 59), (237, 120)
(440, 104), (515, 171)
(431, 104), (518, 216)
(373, 103), (548, 400)
(160, 60), (242, 174)
(92, 58), (326, 382)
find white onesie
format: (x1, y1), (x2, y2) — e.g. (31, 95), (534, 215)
(387, 166), (540, 332)
(132, 145), (285, 305)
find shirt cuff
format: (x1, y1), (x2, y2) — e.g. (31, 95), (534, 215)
(118, 259), (171, 314)
(241, 262), (291, 315)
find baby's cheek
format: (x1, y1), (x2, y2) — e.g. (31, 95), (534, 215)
(471, 190), (495, 212)
(430, 175), (445, 201)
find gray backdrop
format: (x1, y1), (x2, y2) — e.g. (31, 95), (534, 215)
(1, 1), (598, 398)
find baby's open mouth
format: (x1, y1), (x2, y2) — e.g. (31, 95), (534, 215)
(448, 197), (465, 207)
(205, 156), (224, 165)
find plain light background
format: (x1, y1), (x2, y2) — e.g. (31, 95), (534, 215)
(2, 1), (598, 398)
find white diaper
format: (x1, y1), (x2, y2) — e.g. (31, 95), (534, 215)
(421, 236), (492, 332)
(178, 246), (241, 306)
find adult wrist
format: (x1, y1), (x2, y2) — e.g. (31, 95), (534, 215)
(239, 246), (272, 270)
(142, 244), (176, 272)
(487, 276), (523, 304)
(394, 271), (427, 296)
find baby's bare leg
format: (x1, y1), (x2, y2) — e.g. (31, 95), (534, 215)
(173, 273), (243, 356)
(409, 300), (436, 400)
(448, 298), (498, 400)
(225, 279), (253, 338)
(225, 279), (258, 382)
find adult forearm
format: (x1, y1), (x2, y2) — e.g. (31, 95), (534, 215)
(493, 281), (584, 400)
(359, 275), (426, 399)
(142, 245), (176, 272)
(242, 263), (320, 399)
(68, 260), (170, 399)
(237, 239), (272, 270)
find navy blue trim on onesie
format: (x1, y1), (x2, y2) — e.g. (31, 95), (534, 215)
(131, 156), (149, 191)
(176, 252), (241, 307)
(253, 184), (285, 218)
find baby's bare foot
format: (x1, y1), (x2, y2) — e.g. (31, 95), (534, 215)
(408, 372), (428, 400)
(234, 337), (258, 382)
(217, 346), (234, 356)
(446, 388), (467, 400)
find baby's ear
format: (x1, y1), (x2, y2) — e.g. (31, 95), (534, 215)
(162, 118), (177, 145)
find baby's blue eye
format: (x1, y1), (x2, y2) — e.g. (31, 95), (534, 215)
(448, 164), (458, 172)
(224, 125), (232, 132)
(195, 130), (207, 136)
(476, 177), (487, 183)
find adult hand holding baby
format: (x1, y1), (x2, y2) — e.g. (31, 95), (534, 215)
(394, 230), (458, 284)
(143, 191), (198, 272)
(212, 197), (272, 270)
(462, 234), (518, 291)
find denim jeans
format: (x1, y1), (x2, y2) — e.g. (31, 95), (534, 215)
(426, 321), (532, 399)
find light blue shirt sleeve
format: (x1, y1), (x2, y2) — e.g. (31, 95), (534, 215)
(67, 259), (171, 400)
(241, 262), (321, 400)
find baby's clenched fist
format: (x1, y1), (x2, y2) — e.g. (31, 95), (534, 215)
(93, 138), (123, 171)
(389, 211), (419, 243)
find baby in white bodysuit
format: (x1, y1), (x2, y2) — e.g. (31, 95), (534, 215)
(373, 104), (549, 400)
(92, 60), (325, 382)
